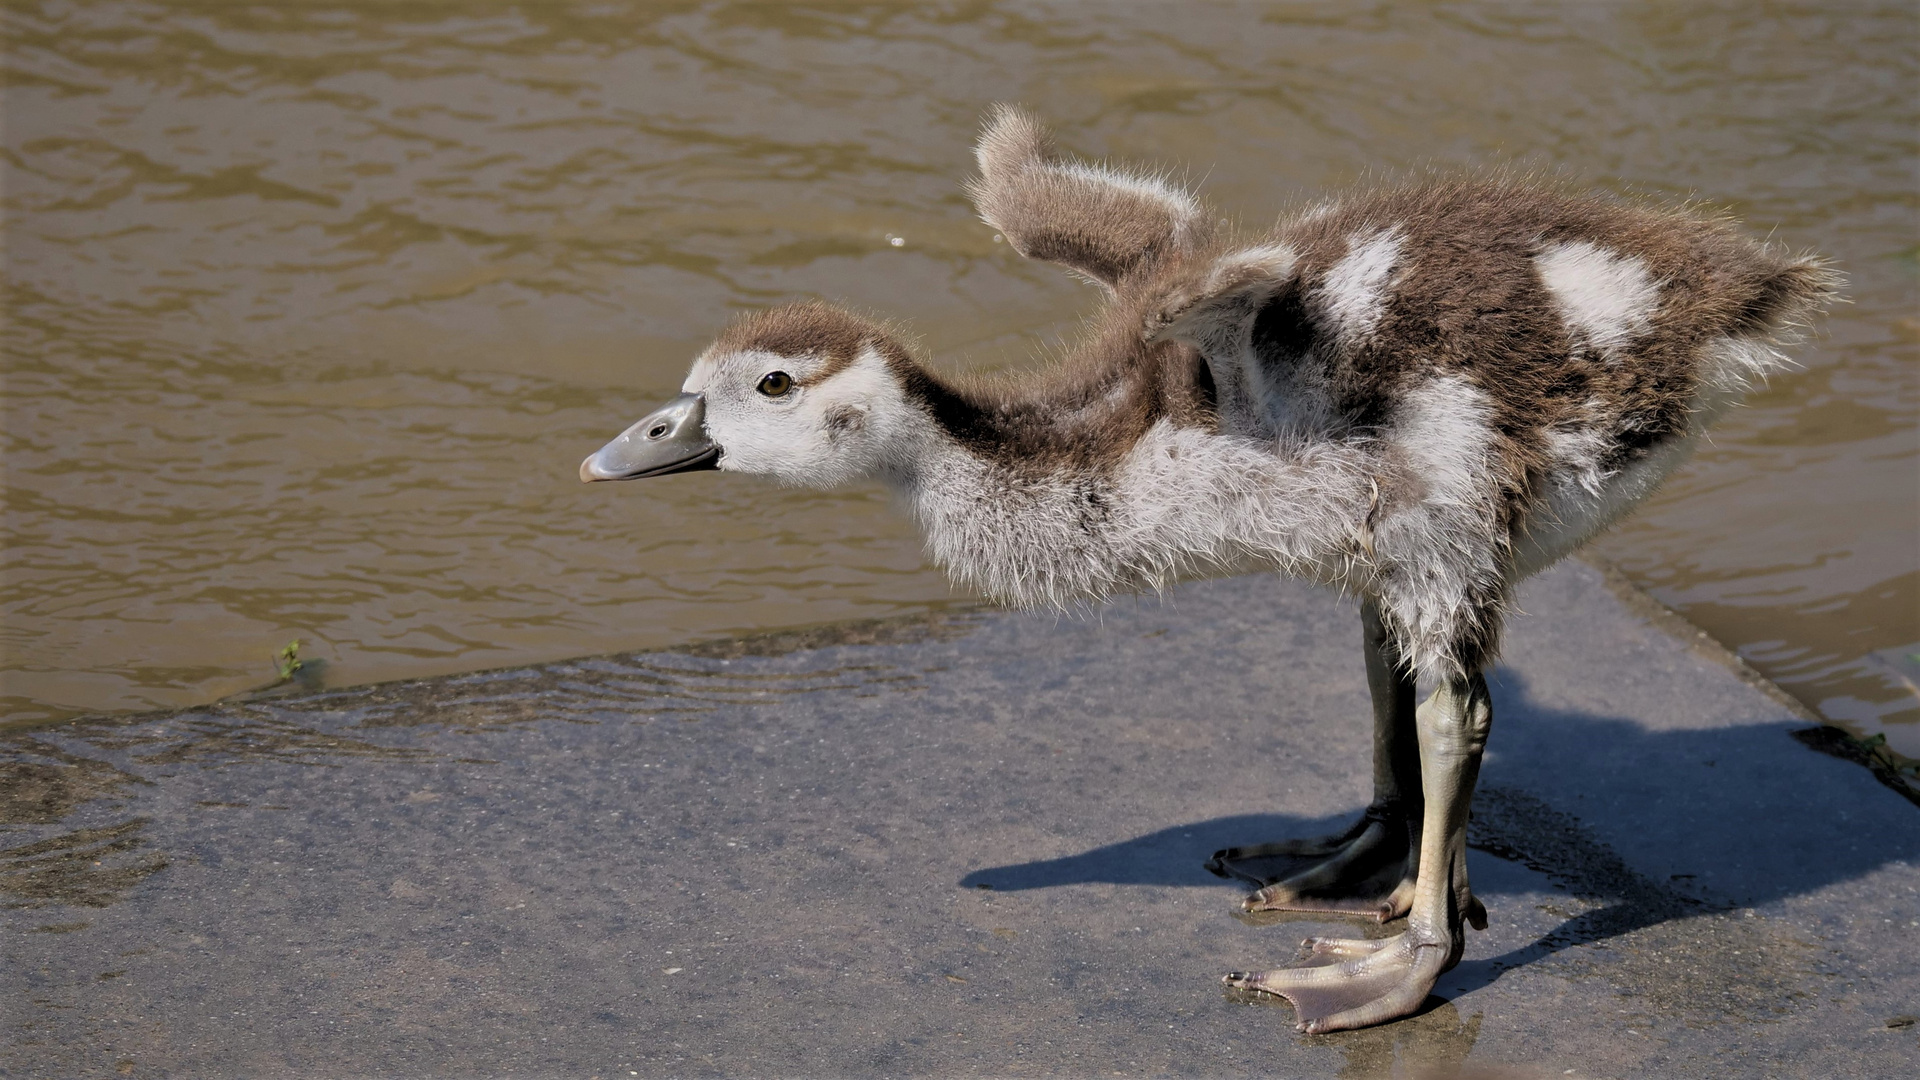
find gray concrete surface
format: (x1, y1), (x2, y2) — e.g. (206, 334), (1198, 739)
(3, 559), (1916, 1078)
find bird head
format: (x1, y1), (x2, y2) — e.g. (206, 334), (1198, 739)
(580, 301), (920, 490)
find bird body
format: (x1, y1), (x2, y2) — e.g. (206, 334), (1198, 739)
(653, 165), (1830, 683)
(580, 107), (1836, 1033)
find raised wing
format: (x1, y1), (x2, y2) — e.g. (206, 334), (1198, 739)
(968, 105), (1207, 291)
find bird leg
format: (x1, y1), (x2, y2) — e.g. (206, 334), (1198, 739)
(1224, 672), (1493, 1033)
(1206, 600), (1424, 921)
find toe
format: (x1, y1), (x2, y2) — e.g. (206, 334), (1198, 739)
(1225, 932), (1444, 1032)
(1303, 935), (1389, 959)
(1465, 893), (1488, 931)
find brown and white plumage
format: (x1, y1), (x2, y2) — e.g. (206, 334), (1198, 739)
(581, 106), (1837, 1033)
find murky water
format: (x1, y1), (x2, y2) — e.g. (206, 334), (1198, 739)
(4, 3), (1915, 751)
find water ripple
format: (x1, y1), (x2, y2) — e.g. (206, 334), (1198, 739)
(2, 1), (1913, 751)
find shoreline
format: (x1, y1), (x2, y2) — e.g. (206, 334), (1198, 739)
(7, 555), (1912, 804)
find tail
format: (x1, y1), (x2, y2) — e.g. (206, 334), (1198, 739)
(1702, 251), (1843, 396)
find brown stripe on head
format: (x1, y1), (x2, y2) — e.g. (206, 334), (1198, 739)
(710, 301), (893, 383)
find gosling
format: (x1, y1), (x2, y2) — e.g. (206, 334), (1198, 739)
(580, 106), (1835, 1033)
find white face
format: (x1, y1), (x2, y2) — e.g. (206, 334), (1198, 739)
(680, 344), (912, 487)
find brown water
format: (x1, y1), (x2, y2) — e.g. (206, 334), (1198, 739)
(4, 3), (1916, 753)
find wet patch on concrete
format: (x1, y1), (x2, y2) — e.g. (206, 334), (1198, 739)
(0, 819), (168, 909)
(1227, 989), (1495, 1078)
(1468, 786), (1821, 1027)
(671, 608), (987, 661)
(252, 635), (941, 733)
(1, 747), (147, 826)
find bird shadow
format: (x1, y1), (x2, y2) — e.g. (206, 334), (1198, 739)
(959, 669), (1920, 990)
(959, 811), (1343, 892)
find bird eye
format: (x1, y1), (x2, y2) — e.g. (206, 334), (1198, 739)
(757, 371), (793, 397)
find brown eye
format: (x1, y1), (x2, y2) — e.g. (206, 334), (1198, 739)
(757, 371), (793, 397)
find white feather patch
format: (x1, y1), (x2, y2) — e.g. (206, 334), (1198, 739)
(1206, 242), (1300, 288)
(1059, 160), (1202, 225)
(1369, 375), (1505, 680)
(1535, 240), (1661, 357)
(1319, 231), (1403, 345)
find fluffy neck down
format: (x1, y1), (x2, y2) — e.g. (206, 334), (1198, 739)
(874, 374), (1376, 608)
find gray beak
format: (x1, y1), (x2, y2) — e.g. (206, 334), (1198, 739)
(579, 392), (721, 482)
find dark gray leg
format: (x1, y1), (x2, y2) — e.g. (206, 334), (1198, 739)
(1205, 599), (1423, 921)
(1361, 597), (1422, 825)
(1224, 672), (1493, 1033)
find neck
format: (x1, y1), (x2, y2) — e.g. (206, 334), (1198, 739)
(873, 360), (1374, 607)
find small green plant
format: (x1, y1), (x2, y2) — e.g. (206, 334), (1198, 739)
(275, 640), (303, 681)
(1856, 732), (1920, 783)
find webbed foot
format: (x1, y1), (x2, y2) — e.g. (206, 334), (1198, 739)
(1224, 671), (1496, 1034)
(1224, 928), (1450, 1034)
(1205, 804), (1421, 921)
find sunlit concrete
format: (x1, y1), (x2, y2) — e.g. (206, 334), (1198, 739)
(4, 559), (1915, 1077)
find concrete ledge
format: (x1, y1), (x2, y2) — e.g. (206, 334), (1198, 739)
(3, 559), (1915, 1077)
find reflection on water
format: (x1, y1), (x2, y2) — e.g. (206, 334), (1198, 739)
(2, 3), (1914, 750)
